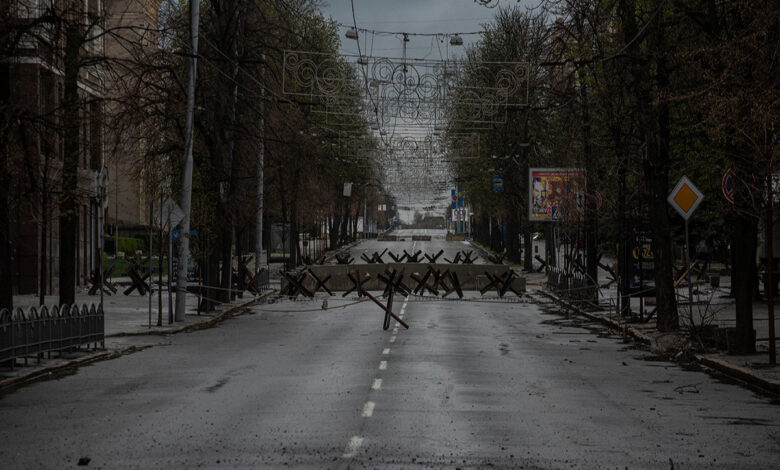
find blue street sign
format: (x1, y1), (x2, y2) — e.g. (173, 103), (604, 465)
(451, 201), (456, 209)
(171, 230), (180, 238)
(457, 196), (463, 207)
(189, 229), (197, 236)
(493, 175), (504, 192)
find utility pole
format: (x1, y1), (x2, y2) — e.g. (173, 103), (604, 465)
(175, 0), (200, 322)
(115, 162), (118, 263)
(255, 53), (266, 275)
(767, 174), (776, 365)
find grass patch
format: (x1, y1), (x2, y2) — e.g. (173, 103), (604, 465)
(104, 254), (169, 276)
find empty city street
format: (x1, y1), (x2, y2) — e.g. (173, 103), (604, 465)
(2, 235), (778, 469)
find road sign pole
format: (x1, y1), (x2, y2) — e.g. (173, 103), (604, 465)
(685, 218), (692, 320)
(149, 199), (153, 329)
(767, 180), (776, 365)
(168, 230), (173, 324)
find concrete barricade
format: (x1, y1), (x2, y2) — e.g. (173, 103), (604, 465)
(283, 263), (526, 294)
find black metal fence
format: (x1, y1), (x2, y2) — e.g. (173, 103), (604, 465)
(0, 304), (105, 368)
(255, 267), (270, 292)
(547, 268), (599, 308)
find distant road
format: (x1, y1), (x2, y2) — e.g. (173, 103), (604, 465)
(353, 229), (489, 264)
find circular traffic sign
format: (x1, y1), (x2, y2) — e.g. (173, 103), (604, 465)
(722, 169), (735, 204)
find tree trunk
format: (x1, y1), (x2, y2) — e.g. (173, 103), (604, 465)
(158, 220), (164, 326)
(649, 5), (678, 332)
(731, 152), (758, 353)
(732, 211), (757, 354)
(219, 225), (232, 302)
(506, 218), (520, 263)
(580, 80), (598, 287)
(59, 23), (82, 306)
(221, 1), (241, 300)
(329, 214), (339, 249)
(351, 202), (359, 241)
(39, 191), (48, 306)
(645, 124), (678, 331)
(618, 141), (631, 317)
(203, 242), (220, 311)
(339, 201), (349, 246)
(0, 73), (11, 309)
(521, 159), (533, 271)
(235, 229), (245, 292)
(620, 0), (677, 330)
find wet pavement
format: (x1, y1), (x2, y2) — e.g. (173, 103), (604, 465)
(352, 229), (489, 265)
(1, 232), (779, 469)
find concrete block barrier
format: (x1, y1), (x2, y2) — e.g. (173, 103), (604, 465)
(282, 263), (526, 295)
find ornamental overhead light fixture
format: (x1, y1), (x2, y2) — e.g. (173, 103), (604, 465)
(346, 28), (358, 40)
(357, 56), (368, 65)
(450, 34), (463, 46)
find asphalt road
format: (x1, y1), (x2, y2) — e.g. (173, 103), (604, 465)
(354, 229), (488, 264)
(1, 233), (779, 469)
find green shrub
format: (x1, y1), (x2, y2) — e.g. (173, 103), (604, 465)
(116, 236), (146, 254)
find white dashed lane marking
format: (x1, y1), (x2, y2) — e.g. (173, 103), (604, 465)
(362, 401), (375, 417)
(344, 292), (412, 460)
(342, 436), (364, 458)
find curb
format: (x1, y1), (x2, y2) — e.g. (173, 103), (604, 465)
(534, 289), (652, 345)
(536, 288), (780, 397)
(696, 354), (780, 396)
(0, 291), (275, 393)
(0, 345), (142, 392)
(107, 291), (276, 338)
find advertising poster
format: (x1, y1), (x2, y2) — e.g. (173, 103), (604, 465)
(528, 168), (585, 222)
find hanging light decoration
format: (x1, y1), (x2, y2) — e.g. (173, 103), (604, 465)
(346, 27), (358, 40)
(450, 34), (463, 46)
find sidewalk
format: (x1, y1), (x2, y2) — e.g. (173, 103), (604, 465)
(531, 276), (780, 396)
(467, 239), (780, 396)
(0, 242), (365, 392)
(1, 288), (272, 392)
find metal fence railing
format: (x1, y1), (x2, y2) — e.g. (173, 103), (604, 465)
(255, 268), (270, 292)
(0, 303), (105, 369)
(547, 268), (599, 308)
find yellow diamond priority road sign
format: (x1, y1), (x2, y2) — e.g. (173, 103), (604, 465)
(668, 176), (704, 220)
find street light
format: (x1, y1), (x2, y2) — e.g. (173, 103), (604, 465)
(450, 34), (463, 46)
(346, 28), (358, 40)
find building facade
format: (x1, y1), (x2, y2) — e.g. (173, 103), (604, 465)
(104, 0), (162, 239)
(3, 0), (106, 296)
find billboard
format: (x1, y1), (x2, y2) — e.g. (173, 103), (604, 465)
(528, 168), (585, 222)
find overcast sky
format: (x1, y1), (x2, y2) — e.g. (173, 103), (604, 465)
(320, 0), (536, 60)
(317, 1), (537, 218)
(321, 0), (490, 60)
